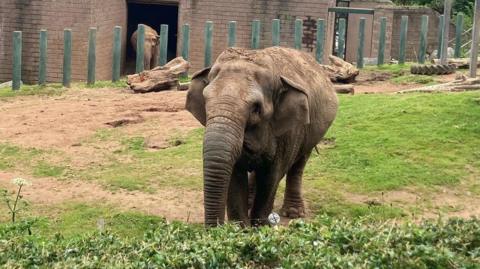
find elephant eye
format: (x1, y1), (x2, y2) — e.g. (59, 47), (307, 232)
(252, 102), (262, 115)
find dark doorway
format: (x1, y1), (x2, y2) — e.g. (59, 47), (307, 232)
(126, 2), (178, 74)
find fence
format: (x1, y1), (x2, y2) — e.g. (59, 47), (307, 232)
(6, 12), (477, 91)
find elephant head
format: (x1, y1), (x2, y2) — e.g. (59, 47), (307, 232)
(186, 57), (310, 226)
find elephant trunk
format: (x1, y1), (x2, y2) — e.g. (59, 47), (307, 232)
(203, 115), (244, 226)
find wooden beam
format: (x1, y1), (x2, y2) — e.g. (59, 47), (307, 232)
(328, 7), (374, 15)
(470, 0), (480, 77)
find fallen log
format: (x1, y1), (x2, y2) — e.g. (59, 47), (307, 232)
(127, 57), (190, 93)
(432, 58), (480, 69)
(334, 84), (355, 94)
(397, 77), (480, 93)
(319, 55), (359, 83)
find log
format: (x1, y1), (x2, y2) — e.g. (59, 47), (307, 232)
(397, 77), (480, 93)
(432, 58), (480, 68)
(319, 55), (359, 83)
(334, 84), (355, 94)
(127, 57), (190, 93)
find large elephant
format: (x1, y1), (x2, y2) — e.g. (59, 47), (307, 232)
(131, 25), (160, 70)
(186, 47), (338, 226)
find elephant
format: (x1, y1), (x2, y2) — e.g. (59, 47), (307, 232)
(186, 47), (338, 227)
(131, 25), (160, 70)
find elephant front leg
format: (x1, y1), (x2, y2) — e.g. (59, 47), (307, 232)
(227, 164), (249, 226)
(280, 153), (310, 219)
(250, 169), (281, 226)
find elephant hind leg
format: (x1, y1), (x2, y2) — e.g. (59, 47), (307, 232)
(280, 153), (310, 219)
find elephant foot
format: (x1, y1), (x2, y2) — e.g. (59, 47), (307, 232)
(280, 201), (306, 219)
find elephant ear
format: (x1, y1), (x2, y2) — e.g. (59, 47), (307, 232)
(272, 76), (310, 136)
(185, 67), (211, 126)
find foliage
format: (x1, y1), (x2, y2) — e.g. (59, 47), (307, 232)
(1, 216), (479, 268)
(0, 178), (30, 223)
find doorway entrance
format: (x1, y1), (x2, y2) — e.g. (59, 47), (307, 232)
(126, 1), (178, 74)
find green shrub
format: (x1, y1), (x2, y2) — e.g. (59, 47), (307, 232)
(1, 216), (479, 268)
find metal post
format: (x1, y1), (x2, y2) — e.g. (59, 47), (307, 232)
(418, 15), (429, 64)
(316, 19), (325, 64)
(251, 20), (261, 49)
(440, 0), (452, 64)
(228, 21), (237, 47)
(159, 24), (169, 66)
(87, 27), (96, 85)
(470, 0), (480, 78)
(454, 13), (464, 58)
(204, 21), (213, 67)
(182, 24), (190, 61)
(378, 17), (386, 66)
(357, 18), (366, 68)
(12, 31), (22, 91)
(272, 19), (280, 46)
(39, 30), (47, 86)
(294, 19), (302, 49)
(399, 16), (408, 65)
(62, 29), (72, 88)
(338, 18), (346, 59)
(437, 15), (444, 58)
(112, 26), (122, 82)
(136, 24), (145, 73)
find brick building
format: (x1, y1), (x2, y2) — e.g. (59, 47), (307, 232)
(0, 0), (450, 84)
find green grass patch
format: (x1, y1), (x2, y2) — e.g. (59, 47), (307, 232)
(32, 161), (66, 177)
(80, 78), (128, 89)
(363, 63), (412, 77)
(391, 74), (436, 85)
(0, 83), (65, 99)
(1, 216), (479, 268)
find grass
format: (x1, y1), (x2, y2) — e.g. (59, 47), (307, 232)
(0, 91), (479, 226)
(363, 63), (412, 77)
(0, 83), (65, 98)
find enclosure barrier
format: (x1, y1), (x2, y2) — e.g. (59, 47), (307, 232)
(7, 11), (475, 90)
(399, 16), (408, 65)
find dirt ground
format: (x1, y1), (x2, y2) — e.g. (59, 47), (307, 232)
(0, 78), (478, 224)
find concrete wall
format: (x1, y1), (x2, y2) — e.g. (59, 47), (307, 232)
(0, 0), (127, 83)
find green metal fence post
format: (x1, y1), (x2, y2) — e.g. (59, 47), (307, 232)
(39, 30), (47, 86)
(399, 16), (408, 65)
(437, 15), (444, 58)
(272, 19), (280, 46)
(63, 29), (72, 88)
(87, 27), (96, 85)
(159, 24), (169, 66)
(418, 15), (429, 64)
(357, 18), (366, 68)
(204, 21), (213, 67)
(12, 31), (22, 91)
(182, 24), (190, 61)
(251, 20), (261, 49)
(136, 24), (145, 73)
(337, 18), (346, 59)
(294, 19), (303, 49)
(454, 13), (464, 58)
(316, 19), (325, 63)
(228, 21), (237, 47)
(112, 26), (122, 82)
(377, 17), (386, 66)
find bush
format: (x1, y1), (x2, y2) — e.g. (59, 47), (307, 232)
(1, 216), (479, 268)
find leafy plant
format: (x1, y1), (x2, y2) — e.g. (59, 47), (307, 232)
(1, 178), (30, 223)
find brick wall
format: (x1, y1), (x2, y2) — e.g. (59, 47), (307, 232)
(0, 0), (126, 83)
(178, 0), (337, 73)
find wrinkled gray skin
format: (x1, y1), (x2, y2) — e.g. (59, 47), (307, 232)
(131, 25), (160, 70)
(186, 47), (338, 227)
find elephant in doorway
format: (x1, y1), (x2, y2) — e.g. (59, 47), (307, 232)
(186, 47), (339, 227)
(131, 25), (160, 70)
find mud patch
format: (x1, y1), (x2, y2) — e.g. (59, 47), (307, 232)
(105, 114), (145, 127)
